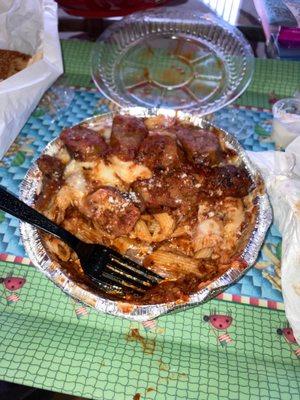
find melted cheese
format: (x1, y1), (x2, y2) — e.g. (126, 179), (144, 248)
(222, 197), (244, 249)
(56, 147), (71, 164)
(91, 159), (124, 188)
(193, 197), (245, 259)
(109, 155), (152, 184)
(64, 160), (87, 194)
(193, 218), (223, 253)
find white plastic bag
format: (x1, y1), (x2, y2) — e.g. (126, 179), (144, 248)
(248, 138), (300, 344)
(0, 0), (63, 159)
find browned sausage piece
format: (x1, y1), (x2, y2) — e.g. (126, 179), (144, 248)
(172, 124), (223, 167)
(132, 169), (199, 212)
(110, 115), (148, 161)
(201, 165), (254, 198)
(137, 134), (184, 171)
(80, 186), (140, 237)
(37, 154), (64, 181)
(36, 155), (65, 210)
(60, 126), (108, 161)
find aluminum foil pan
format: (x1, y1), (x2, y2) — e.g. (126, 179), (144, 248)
(20, 108), (272, 322)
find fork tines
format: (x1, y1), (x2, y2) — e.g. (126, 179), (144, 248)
(102, 250), (162, 293)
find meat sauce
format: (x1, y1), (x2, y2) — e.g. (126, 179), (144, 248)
(35, 114), (255, 305)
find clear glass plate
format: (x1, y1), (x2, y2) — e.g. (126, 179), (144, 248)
(92, 8), (254, 114)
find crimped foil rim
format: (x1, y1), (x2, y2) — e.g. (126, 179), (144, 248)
(20, 108), (272, 321)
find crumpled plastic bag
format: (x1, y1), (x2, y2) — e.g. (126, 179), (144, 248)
(0, 0), (63, 159)
(248, 137), (300, 344)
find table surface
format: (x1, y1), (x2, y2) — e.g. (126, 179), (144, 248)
(0, 40), (300, 400)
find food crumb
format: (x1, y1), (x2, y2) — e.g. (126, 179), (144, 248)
(133, 393), (141, 400)
(146, 387), (155, 393)
(117, 302), (135, 313)
(126, 328), (156, 354)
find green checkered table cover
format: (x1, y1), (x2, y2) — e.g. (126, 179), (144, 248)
(60, 40), (300, 108)
(0, 40), (300, 399)
(0, 259), (299, 400)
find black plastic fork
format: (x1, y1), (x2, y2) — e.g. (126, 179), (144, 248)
(0, 186), (162, 295)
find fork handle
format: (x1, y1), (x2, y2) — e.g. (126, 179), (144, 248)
(0, 185), (79, 249)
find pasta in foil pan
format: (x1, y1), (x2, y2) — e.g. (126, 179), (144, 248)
(20, 108), (272, 321)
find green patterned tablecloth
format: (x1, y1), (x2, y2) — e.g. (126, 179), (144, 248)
(60, 40), (300, 108)
(1, 259), (299, 400)
(0, 40), (299, 400)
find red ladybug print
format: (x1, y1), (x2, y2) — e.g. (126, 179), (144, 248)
(2, 277), (26, 291)
(277, 327), (297, 344)
(203, 314), (233, 330)
(0, 276), (26, 305)
(277, 325), (300, 359)
(203, 310), (234, 347)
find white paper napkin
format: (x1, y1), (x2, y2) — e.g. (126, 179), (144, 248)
(248, 138), (300, 344)
(0, 0), (63, 159)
